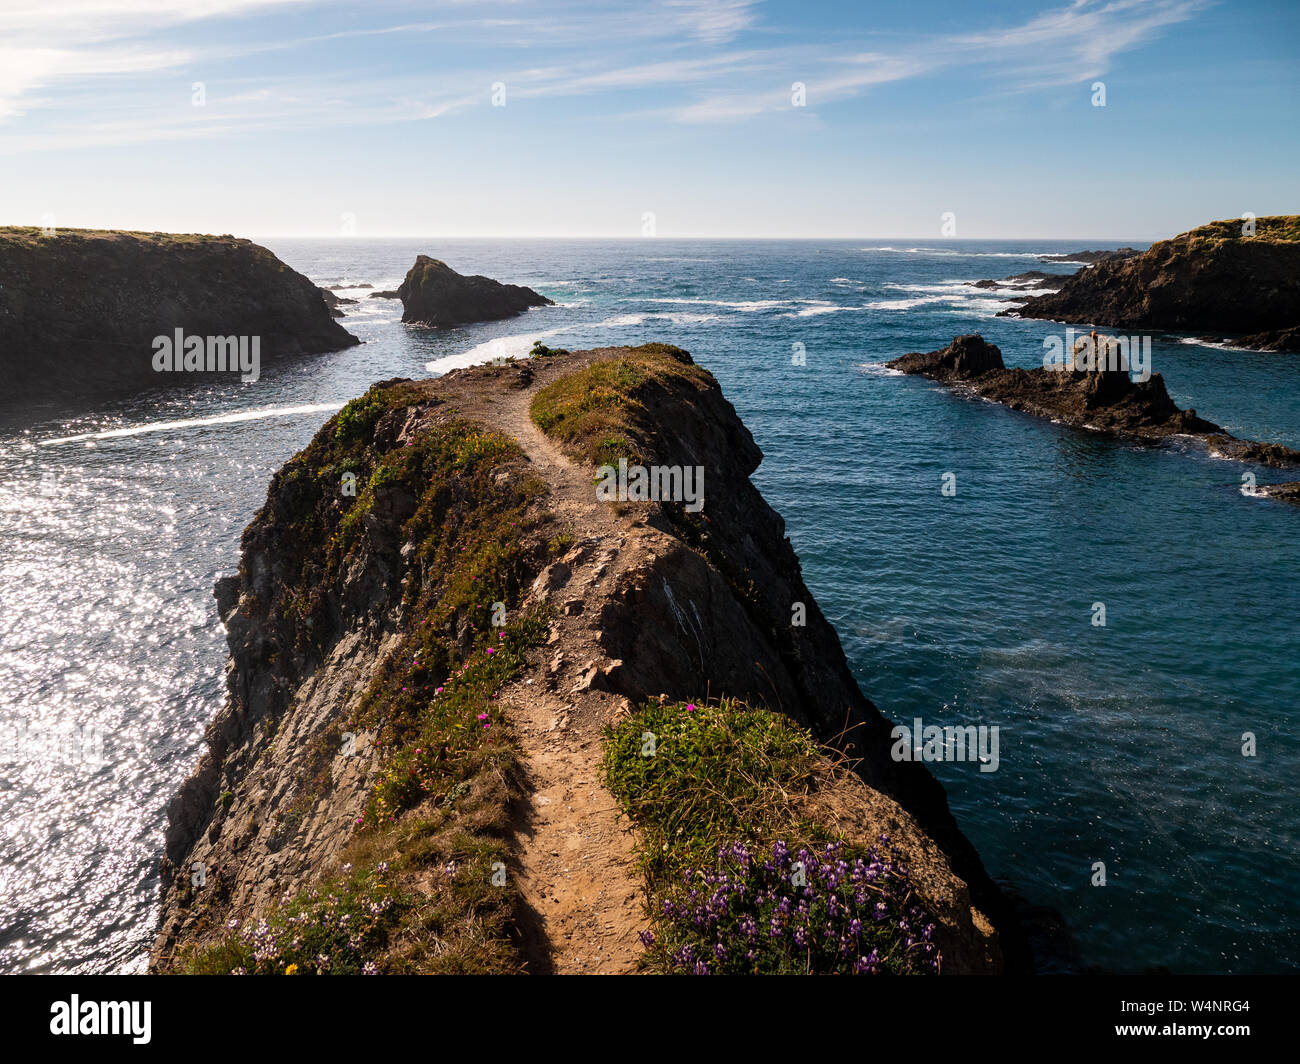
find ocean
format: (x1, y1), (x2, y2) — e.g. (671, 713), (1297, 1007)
(1, 238), (1296, 974)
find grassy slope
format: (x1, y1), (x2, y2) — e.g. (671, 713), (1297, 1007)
(532, 348), (942, 974)
(178, 382), (564, 974)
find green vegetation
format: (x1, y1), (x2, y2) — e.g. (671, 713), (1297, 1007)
(605, 698), (941, 974)
(528, 340), (570, 358)
(181, 379), (561, 974)
(0, 226), (245, 247)
(1175, 215), (1300, 247)
(528, 343), (702, 468)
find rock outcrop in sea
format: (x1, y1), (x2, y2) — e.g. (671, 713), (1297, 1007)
(151, 343), (1025, 975)
(999, 217), (1300, 348)
(887, 334), (1300, 498)
(1037, 248), (1141, 265)
(0, 227), (359, 400)
(397, 255), (552, 326)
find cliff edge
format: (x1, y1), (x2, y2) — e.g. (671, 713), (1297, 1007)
(1000, 216), (1300, 348)
(151, 344), (1022, 975)
(0, 227), (359, 401)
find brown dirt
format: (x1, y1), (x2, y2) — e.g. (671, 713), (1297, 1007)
(445, 352), (686, 974)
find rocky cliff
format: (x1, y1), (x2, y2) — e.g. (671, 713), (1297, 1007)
(398, 255), (553, 326)
(151, 344), (1023, 975)
(1001, 217), (1300, 346)
(0, 228), (359, 401)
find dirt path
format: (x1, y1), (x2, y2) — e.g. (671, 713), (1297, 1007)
(477, 373), (667, 974)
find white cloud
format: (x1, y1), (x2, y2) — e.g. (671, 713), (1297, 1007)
(0, 0), (1209, 148)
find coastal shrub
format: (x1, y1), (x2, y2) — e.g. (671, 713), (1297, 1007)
(185, 388), (560, 974)
(187, 862), (407, 975)
(605, 699), (940, 974)
(333, 392), (388, 444)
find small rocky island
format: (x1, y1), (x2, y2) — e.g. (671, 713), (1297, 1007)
(887, 334), (1300, 500)
(0, 227), (359, 400)
(397, 254), (552, 326)
(998, 217), (1300, 350)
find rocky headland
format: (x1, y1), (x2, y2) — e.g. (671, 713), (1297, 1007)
(398, 255), (552, 326)
(0, 227), (359, 400)
(998, 217), (1300, 349)
(887, 334), (1300, 499)
(151, 343), (1025, 975)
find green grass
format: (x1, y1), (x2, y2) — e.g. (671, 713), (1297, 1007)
(177, 380), (561, 974)
(604, 698), (941, 974)
(1174, 215), (1300, 247)
(605, 698), (826, 875)
(528, 343), (703, 468)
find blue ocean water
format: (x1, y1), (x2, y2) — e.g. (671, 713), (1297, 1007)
(1, 238), (1295, 974)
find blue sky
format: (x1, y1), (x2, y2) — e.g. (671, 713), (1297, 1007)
(1, 0), (1296, 238)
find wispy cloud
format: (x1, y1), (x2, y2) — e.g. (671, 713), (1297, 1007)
(0, 0), (1210, 150)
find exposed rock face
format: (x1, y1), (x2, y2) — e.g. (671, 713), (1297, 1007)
(397, 255), (552, 326)
(0, 228), (359, 401)
(888, 334), (1300, 478)
(1002, 217), (1300, 345)
(152, 346), (1024, 974)
(1258, 481), (1300, 504)
(318, 288), (357, 317)
(1231, 326), (1300, 352)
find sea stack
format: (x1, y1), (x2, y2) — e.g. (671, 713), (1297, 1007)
(397, 255), (553, 326)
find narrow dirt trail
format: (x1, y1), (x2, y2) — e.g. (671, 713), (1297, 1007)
(475, 373), (673, 974)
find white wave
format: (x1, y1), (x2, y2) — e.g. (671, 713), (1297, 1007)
(856, 362), (906, 377)
(424, 307), (728, 375)
(859, 247), (1055, 258)
(782, 302), (865, 318)
(1176, 337), (1255, 352)
(864, 296), (952, 311)
(643, 297), (794, 311)
(39, 403), (344, 446)
(593, 311), (722, 327)
(426, 328), (567, 372)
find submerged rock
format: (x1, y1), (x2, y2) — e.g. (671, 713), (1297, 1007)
(397, 254), (552, 326)
(1037, 247), (1142, 264)
(968, 270), (1069, 291)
